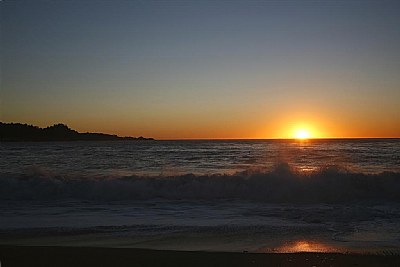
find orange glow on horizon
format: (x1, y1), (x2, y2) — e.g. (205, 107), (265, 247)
(273, 240), (342, 253)
(13, 110), (400, 140)
(62, 119), (399, 140)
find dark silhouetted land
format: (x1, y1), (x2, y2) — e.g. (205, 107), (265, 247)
(0, 246), (399, 267)
(0, 122), (154, 141)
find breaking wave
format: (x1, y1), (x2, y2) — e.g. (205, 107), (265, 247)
(1, 163), (400, 203)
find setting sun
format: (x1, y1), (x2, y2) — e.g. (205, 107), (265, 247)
(294, 129), (311, 139)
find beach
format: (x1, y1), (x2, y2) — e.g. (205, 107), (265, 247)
(1, 245), (400, 267)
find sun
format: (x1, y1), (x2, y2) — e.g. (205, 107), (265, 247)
(294, 129), (311, 139)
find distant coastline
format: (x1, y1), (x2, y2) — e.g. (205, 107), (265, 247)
(0, 122), (154, 141)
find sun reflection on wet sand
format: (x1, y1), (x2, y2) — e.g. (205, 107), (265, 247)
(260, 240), (343, 253)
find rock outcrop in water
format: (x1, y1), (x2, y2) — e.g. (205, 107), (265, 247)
(0, 122), (154, 141)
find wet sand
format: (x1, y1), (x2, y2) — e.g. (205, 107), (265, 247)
(0, 245), (399, 267)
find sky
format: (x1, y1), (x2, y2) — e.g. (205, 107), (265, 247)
(1, 0), (400, 139)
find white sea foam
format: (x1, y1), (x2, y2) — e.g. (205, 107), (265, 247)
(1, 163), (399, 202)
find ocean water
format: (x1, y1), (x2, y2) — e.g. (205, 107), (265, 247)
(1, 139), (400, 253)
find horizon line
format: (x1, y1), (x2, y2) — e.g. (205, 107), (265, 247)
(155, 137), (400, 141)
(2, 122), (399, 140)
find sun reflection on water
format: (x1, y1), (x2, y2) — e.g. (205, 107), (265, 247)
(265, 240), (342, 253)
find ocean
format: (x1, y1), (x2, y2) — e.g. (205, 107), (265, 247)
(1, 139), (400, 253)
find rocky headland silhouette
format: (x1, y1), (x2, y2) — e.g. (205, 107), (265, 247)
(0, 122), (154, 141)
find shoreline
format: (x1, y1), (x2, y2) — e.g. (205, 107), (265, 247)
(0, 245), (399, 267)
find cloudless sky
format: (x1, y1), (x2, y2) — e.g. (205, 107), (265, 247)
(2, 0), (400, 139)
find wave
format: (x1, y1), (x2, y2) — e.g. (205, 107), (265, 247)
(1, 163), (400, 203)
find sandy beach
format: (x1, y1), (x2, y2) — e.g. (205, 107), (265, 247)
(0, 245), (399, 267)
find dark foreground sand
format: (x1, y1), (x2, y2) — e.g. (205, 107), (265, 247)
(0, 246), (399, 267)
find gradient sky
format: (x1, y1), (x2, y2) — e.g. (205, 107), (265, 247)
(2, 0), (400, 139)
